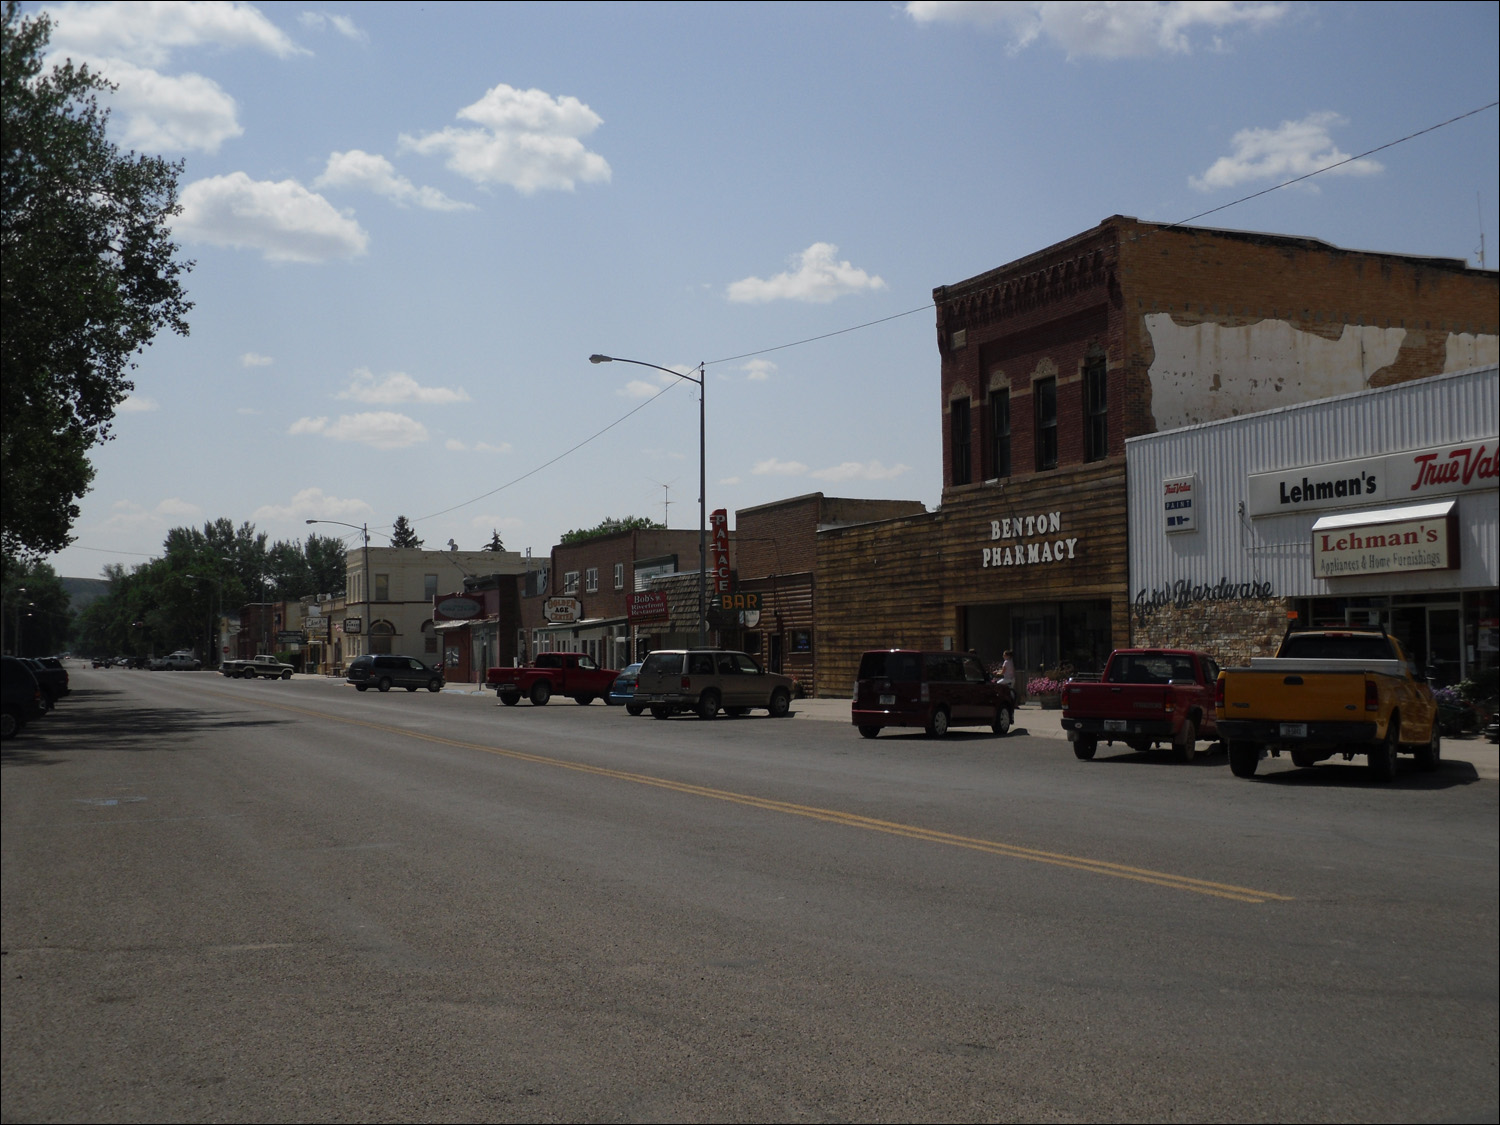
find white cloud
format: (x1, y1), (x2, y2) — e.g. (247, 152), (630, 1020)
(904, 1), (1287, 58)
(176, 172), (369, 262)
(50, 54), (243, 152)
(727, 243), (887, 304)
(400, 83), (612, 194)
(445, 438), (512, 453)
(241, 352), (273, 367)
(314, 150), (474, 211)
(810, 460), (912, 482)
(289, 412), (428, 449)
(251, 487), (372, 522)
(752, 457), (809, 476)
(42, 1), (306, 67)
(103, 496), (203, 529)
(742, 359), (777, 382)
(1191, 111), (1382, 191)
(298, 11), (366, 42)
(117, 394), (159, 412)
(336, 368), (471, 405)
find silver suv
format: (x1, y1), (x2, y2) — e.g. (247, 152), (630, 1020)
(634, 649), (794, 720)
(346, 654), (444, 693)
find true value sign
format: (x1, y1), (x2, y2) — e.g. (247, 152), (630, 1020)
(1248, 437), (1498, 518)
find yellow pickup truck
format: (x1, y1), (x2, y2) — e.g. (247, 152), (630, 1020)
(1215, 629), (1440, 782)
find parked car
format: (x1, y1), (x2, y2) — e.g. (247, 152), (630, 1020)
(1061, 648), (1220, 761)
(2, 656), (47, 738)
(634, 649), (794, 720)
(487, 651), (619, 706)
(149, 651), (201, 671)
(34, 657), (71, 699)
(221, 655), (295, 680)
(608, 662), (644, 714)
(851, 649), (1016, 738)
(346, 654), (444, 693)
(21, 658), (65, 709)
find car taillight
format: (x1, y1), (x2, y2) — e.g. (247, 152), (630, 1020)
(1215, 677), (1225, 710)
(681, 676), (691, 689)
(1365, 680), (1379, 712)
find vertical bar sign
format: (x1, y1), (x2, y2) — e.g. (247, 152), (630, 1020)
(711, 508), (731, 593)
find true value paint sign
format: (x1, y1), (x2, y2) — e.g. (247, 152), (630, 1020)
(982, 511), (1080, 569)
(1248, 437), (1499, 517)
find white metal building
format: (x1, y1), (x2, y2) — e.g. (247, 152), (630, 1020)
(1126, 365), (1498, 684)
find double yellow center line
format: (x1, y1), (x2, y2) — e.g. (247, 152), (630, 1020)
(224, 690), (1293, 904)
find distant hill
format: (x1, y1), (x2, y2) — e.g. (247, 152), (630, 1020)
(60, 576), (111, 613)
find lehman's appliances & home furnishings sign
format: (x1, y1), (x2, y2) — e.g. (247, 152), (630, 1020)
(1311, 501), (1459, 580)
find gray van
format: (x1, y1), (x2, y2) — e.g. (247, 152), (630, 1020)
(346, 654), (444, 693)
(634, 649), (794, 720)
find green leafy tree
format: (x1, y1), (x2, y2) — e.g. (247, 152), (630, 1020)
(482, 529), (505, 551)
(1, 2), (192, 556)
(389, 515), (424, 549)
(559, 515), (663, 546)
(2, 555), (71, 656)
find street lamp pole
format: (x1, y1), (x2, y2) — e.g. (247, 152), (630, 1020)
(185, 573), (223, 667)
(590, 355), (708, 646)
(306, 520), (371, 659)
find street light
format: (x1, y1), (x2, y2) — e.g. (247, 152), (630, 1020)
(185, 573), (222, 668)
(590, 354), (707, 646)
(306, 519), (370, 660)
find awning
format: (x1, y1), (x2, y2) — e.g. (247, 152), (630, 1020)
(1311, 499), (1456, 531)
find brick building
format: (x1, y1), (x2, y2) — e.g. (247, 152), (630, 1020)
(734, 493), (927, 695)
(815, 216), (1498, 696)
(519, 528), (704, 670)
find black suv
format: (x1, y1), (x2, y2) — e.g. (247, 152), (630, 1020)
(346, 654), (444, 693)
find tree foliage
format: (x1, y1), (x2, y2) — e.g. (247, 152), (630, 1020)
(70, 520), (346, 659)
(2, 554), (71, 656)
(1, 2), (192, 556)
(481, 529), (505, 551)
(389, 515), (424, 549)
(559, 516), (664, 546)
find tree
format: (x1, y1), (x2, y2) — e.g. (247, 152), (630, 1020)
(1, 2), (192, 557)
(482, 529), (505, 552)
(2, 555), (70, 656)
(559, 516), (663, 546)
(389, 515), (424, 549)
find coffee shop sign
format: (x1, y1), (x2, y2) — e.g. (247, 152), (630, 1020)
(982, 511), (1079, 569)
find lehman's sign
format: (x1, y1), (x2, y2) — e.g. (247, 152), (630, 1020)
(982, 511), (1080, 569)
(1311, 501), (1459, 580)
(1248, 437), (1498, 517)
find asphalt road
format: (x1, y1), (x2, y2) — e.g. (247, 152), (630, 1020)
(3, 669), (1496, 1123)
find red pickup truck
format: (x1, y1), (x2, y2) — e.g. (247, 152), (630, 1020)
(486, 651), (619, 706)
(1061, 648), (1221, 762)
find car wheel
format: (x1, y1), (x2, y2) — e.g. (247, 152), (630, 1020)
(574, 695), (594, 706)
(858, 725), (879, 740)
(427, 679), (442, 693)
(768, 688), (791, 718)
(0, 710), (19, 739)
(240, 670), (253, 679)
(500, 693), (520, 706)
(626, 704), (644, 716)
(696, 691), (720, 720)
(377, 677), (392, 693)
(1415, 720), (1442, 772)
(926, 707), (950, 737)
(1368, 718), (1399, 782)
(1290, 749), (1318, 768)
(992, 706), (1012, 737)
(650, 705), (671, 720)
(1073, 736), (1097, 760)
(281, 670), (292, 680)
(356, 684), (368, 692)
(530, 681), (551, 706)
(1176, 718), (1197, 763)
(1228, 741), (1260, 778)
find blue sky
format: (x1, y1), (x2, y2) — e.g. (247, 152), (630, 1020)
(31, 0), (1500, 579)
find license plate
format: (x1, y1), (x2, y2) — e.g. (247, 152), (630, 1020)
(1103, 719), (1127, 732)
(1280, 722), (1308, 738)
(879, 694), (896, 706)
